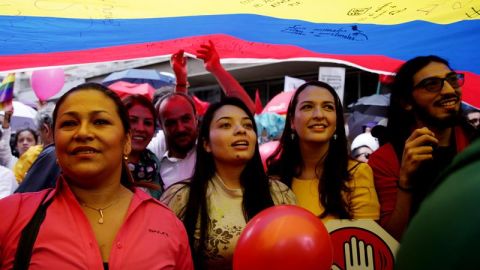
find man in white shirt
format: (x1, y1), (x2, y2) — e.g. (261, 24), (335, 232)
(148, 93), (198, 188)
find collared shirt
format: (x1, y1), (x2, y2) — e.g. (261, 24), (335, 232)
(160, 149), (196, 188)
(148, 130), (196, 188)
(0, 176), (193, 270)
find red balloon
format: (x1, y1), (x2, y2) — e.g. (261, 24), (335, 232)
(233, 205), (333, 270)
(262, 91), (295, 115)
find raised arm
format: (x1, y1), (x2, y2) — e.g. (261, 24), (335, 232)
(196, 40), (255, 113)
(171, 49), (188, 94)
(0, 110), (16, 169)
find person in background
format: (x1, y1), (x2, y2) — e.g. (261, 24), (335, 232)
(0, 164), (16, 199)
(370, 118), (388, 147)
(14, 102), (56, 183)
(0, 83), (193, 269)
(350, 132), (379, 163)
(148, 41), (255, 189)
(122, 94), (163, 198)
(464, 108), (480, 129)
(0, 108), (38, 170)
(15, 103), (60, 192)
(161, 97), (295, 270)
(267, 81), (379, 221)
(368, 55), (474, 240)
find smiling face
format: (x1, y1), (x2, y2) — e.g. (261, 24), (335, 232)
(203, 105), (257, 167)
(128, 103), (155, 154)
(291, 86), (337, 145)
(410, 61), (462, 128)
(54, 89), (131, 186)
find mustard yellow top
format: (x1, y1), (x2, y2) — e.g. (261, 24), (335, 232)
(292, 160), (379, 221)
(14, 145), (43, 183)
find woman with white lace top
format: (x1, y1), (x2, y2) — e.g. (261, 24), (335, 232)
(161, 97), (296, 270)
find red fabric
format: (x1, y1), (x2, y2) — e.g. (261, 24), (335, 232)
(191, 96), (209, 116)
(108, 81), (155, 101)
(0, 34), (404, 73)
(262, 91), (295, 115)
(0, 177), (193, 270)
(379, 74), (394, 85)
(2, 34), (479, 108)
(368, 126), (471, 227)
(367, 143), (400, 227)
(254, 89), (263, 115)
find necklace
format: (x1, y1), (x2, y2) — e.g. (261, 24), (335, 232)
(81, 199), (119, 224)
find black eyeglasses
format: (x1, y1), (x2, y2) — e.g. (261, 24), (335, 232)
(414, 72), (465, 93)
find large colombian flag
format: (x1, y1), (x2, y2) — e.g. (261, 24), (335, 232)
(0, 1), (479, 106)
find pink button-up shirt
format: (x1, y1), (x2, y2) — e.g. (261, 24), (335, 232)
(0, 177), (193, 270)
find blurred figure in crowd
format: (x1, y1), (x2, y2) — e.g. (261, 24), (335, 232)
(351, 132), (379, 163)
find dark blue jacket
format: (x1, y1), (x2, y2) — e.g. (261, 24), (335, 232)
(15, 144), (60, 193)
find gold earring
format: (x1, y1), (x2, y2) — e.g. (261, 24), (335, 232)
(123, 155), (128, 161)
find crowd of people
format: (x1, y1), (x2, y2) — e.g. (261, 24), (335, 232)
(0, 44), (478, 269)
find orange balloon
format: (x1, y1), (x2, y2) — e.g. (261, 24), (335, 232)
(233, 205), (333, 270)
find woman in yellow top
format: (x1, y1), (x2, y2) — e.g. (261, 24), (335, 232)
(267, 81), (379, 220)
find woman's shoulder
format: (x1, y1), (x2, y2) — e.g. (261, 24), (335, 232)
(347, 160), (374, 187)
(0, 189), (51, 208)
(268, 178), (296, 205)
(348, 160), (372, 173)
(0, 190), (51, 238)
(160, 181), (191, 200)
(158, 181), (191, 218)
(268, 177), (288, 190)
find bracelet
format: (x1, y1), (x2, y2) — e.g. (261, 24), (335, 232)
(396, 180), (413, 192)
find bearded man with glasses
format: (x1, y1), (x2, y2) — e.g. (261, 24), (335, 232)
(367, 55), (475, 240)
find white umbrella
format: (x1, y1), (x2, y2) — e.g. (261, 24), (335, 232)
(0, 101), (37, 132)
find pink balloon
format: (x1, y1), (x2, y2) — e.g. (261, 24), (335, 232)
(234, 205), (333, 270)
(31, 68), (65, 101)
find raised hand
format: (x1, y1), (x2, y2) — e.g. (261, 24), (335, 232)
(196, 40), (222, 73)
(2, 108), (13, 129)
(195, 40), (255, 113)
(170, 49), (188, 85)
(398, 127), (438, 189)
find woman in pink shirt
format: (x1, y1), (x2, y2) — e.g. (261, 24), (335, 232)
(0, 83), (193, 270)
